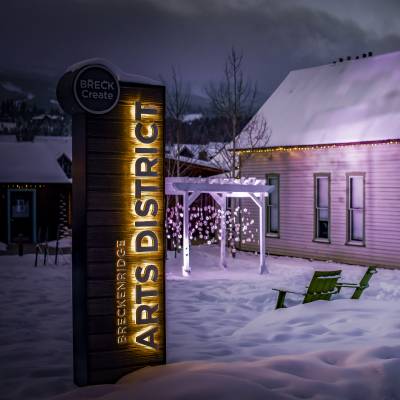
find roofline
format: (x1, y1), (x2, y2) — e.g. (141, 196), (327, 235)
(165, 156), (228, 172)
(0, 181), (71, 184)
(235, 139), (400, 153)
(283, 49), (398, 76)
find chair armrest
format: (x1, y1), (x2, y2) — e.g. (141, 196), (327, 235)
(272, 288), (305, 296)
(336, 282), (360, 288)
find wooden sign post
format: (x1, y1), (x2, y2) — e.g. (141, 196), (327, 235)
(57, 60), (165, 386)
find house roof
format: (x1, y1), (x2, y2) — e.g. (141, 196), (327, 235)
(166, 143), (229, 171)
(236, 51), (400, 149)
(0, 136), (72, 183)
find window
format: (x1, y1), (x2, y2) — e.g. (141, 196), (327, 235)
(266, 174), (279, 236)
(347, 173), (365, 245)
(314, 174), (330, 241)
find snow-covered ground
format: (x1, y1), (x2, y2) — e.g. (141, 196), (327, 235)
(1, 246), (400, 400)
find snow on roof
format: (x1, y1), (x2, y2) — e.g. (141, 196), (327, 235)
(165, 154), (224, 171)
(166, 143), (228, 171)
(31, 114), (61, 121)
(166, 176), (267, 195)
(66, 58), (161, 86)
(0, 136), (72, 183)
(237, 51), (400, 149)
(182, 113), (203, 123)
(167, 143), (228, 159)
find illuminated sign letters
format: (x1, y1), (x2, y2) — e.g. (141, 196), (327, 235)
(57, 61), (165, 386)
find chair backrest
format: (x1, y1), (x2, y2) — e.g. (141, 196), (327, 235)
(303, 270), (342, 303)
(351, 266), (377, 299)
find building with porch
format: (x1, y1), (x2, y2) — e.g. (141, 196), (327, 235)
(237, 50), (400, 268)
(0, 135), (72, 245)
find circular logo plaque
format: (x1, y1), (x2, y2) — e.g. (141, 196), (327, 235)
(73, 65), (120, 114)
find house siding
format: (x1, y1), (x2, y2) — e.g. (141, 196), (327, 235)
(239, 143), (400, 268)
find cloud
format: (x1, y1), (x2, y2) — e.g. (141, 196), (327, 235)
(1, 81), (24, 94)
(0, 0), (399, 100)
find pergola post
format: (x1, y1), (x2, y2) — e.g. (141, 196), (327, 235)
(259, 193), (267, 274)
(219, 194), (227, 270)
(209, 192), (227, 269)
(182, 190), (201, 276)
(249, 192), (268, 274)
(182, 191), (190, 276)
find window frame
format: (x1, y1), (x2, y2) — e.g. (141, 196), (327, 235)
(346, 172), (366, 247)
(265, 173), (280, 238)
(313, 173), (331, 243)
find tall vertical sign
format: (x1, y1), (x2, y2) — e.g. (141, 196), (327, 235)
(57, 61), (165, 385)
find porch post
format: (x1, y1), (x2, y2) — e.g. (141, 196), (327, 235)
(182, 191), (191, 276)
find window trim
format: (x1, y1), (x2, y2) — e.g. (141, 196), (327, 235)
(346, 172), (366, 247)
(265, 173), (280, 238)
(313, 173), (331, 244)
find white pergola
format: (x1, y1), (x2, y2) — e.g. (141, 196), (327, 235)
(165, 177), (275, 276)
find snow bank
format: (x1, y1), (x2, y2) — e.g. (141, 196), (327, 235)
(0, 254), (73, 400)
(1, 246), (400, 400)
(54, 345), (400, 400)
(47, 237), (72, 249)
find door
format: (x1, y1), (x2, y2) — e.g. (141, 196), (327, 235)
(8, 189), (36, 243)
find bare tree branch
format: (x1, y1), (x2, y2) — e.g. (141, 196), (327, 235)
(160, 66), (192, 178)
(205, 47), (268, 177)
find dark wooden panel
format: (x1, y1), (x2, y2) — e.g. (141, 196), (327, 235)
(88, 247), (116, 263)
(88, 348), (165, 371)
(87, 365), (143, 385)
(87, 211), (125, 227)
(88, 297), (115, 316)
(87, 155), (131, 175)
(88, 137), (133, 154)
(87, 226), (130, 248)
(87, 280), (115, 298)
(88, 315), (115, 335)
(87, 263), (114, 280)
(72, 113), (88, 386)
(87, 174), (132, 193)
(87, 122), (133, 139)
(87, 191), (129, 211)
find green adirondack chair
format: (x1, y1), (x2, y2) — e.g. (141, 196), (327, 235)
(273, 270), (342, 309)
(336, 266), (377, 299)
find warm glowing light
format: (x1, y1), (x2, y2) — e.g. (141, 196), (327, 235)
(237, 139), (400, 154)
(115, 96), (164, 354)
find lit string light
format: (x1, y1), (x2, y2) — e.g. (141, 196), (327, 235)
(237, 139), (400, 154)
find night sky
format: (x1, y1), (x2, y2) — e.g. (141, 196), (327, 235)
(1, 0), (400, 99)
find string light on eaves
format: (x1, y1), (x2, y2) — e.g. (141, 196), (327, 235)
(2, 184), (46, 189)
(236, 139), (400, 154)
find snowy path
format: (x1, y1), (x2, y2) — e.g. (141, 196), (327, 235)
(0, 246), (400, 399)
